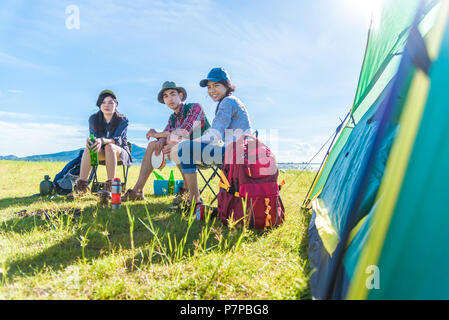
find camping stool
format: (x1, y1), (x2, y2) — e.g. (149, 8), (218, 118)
(89, 142), (132, 194)
(198, 164), (222, 206)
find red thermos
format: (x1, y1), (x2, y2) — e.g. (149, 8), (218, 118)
(111, 178), (122, 210)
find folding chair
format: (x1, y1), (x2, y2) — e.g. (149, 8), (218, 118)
(198, 164), (222, 206)
(89, 142), (132, 193)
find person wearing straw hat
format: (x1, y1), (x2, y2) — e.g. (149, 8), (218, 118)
(122, 81), (210, 201)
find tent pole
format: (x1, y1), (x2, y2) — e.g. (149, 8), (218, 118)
(302, 111), (350, 208)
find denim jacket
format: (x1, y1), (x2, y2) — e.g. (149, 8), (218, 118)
(203, 95), (252, 145)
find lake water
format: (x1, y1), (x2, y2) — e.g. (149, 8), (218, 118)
(131, 162), (321, 172)
(278, 163), (320, 172)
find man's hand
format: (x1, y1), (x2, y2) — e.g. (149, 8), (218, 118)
(162, 143), (175, 155)
(167, 129), (187, 145)
(146, 129), (158, 140)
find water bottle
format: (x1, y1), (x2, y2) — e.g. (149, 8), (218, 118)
(111, 178), (122, 210)
(196, 204), (205, 221)
(39, 175), (54, 196)
(89, 134), (99, 166)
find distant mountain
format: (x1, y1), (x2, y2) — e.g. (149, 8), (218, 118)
(0, 155), (20, 161)
(0, 143), (147, 163)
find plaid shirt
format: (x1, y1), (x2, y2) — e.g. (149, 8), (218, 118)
(163, 103), (208, 137)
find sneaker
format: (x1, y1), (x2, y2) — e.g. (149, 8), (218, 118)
(121, 188), (145, 202)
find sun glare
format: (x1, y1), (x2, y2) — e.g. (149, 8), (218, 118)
(344, 0), (384, 28)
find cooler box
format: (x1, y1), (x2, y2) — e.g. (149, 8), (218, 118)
(153, 180), (184, 196)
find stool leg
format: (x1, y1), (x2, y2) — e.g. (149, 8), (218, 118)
(89, 166), (99, 193)
(198, 167), (220, 206)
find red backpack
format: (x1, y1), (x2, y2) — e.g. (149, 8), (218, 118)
(217, 134), (285, 230)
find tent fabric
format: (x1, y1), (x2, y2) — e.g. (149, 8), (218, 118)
(311, 93), (398, 258)
(306, 0), (434, 204)
(308, 211), (349, 300)
(348, 2), (449, 299)
(307, 0), (447, 300)
(353, 0), (422, 116)
(308, 103), (398, 299)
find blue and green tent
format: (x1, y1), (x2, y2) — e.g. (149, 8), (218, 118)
(304, 0), (449, 299)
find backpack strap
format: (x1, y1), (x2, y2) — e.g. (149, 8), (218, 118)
(170, 103), (192, 128)
(170, 103), (211, 137)
(264, 198), (272, 231)
(218, 168), (231, 191)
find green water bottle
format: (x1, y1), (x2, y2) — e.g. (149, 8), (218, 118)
(168, 170), (175, 195)
(153, 171), (165, 181)
(89, 134), (99, 166)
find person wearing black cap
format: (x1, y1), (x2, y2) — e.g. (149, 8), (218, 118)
(71, 90), (131, 199)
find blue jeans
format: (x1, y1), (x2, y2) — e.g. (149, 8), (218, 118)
(178, 140), (226, 173)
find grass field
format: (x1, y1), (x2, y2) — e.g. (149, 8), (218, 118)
(0, 160), (314, 300)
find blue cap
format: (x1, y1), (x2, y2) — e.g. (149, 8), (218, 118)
(200, 67), (231, 87)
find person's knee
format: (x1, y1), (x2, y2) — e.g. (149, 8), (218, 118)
(146, 141), (157, 153)
(81, 147), (91, 163)
(105, 143), (115, 154)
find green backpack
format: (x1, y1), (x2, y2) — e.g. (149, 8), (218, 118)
(170, 103), (211, 139)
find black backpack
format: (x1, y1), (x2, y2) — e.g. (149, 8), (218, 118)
(52, 150), (84, 195)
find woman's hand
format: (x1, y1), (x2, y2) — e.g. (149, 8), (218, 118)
(86, 138), (93, 150)
(93, 138), (103, 153)
(87, 137), (102, 153)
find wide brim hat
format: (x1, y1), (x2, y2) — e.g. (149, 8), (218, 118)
(158, 81), (187, 104)
(200, 67), (231, 87)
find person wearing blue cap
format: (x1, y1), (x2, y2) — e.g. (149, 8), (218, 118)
(173, 67), (252, 207)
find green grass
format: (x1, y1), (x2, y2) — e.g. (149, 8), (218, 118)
(0, 160), (314, 300)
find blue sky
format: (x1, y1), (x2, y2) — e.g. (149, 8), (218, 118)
(0, 0), (376, 162)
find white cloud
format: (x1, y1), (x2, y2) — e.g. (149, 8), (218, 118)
(0, 111), (33, 119)
(128, 123), (149, 132)
(253, 130), (328, 163)
(0, 51), (60, 74)
(0, 121), (86, 157)
(7, 89), (23, 94)
(0, 110), (75, 122)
